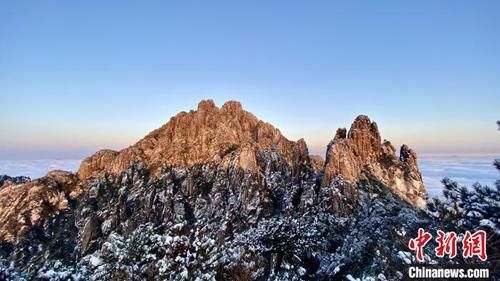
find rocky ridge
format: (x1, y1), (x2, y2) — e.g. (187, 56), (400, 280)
(0, 100), (431, 280)
(0, 175), (30, 188)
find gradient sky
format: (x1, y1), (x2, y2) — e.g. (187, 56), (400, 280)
(1, 1), (499, 160)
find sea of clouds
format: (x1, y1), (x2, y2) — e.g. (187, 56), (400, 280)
(0, 157), (498, 198)
(419, 156), (498, 198)
(0, 160), (81, 180)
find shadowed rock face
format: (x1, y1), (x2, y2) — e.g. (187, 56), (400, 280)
(0, 175), (30, 189)
(322, 115), (426, 206)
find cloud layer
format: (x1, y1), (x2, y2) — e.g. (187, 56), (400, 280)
(0, 160), (81, 179)
(419, 156), (498, 198)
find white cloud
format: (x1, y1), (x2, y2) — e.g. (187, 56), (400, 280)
(0, 160), (81, 180)
(419, 156), (498, 198)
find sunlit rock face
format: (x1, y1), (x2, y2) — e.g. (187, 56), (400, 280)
(78, 100), (309, 180)
(309, 155), (325, 174)
(322, 115), (426, 207)
(0, 171), (82, 242)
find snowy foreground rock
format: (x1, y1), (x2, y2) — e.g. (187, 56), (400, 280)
(0, 100), (497, 280)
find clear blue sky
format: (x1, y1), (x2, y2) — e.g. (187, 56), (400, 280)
(1, 0), (499, 159)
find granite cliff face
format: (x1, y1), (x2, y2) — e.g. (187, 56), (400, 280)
(78, 100), (306, 180)
(322, 115), (426, 206)
(0, 100), (430, 280)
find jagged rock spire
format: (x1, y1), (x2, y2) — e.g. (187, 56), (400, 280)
(322, 115), (426, 207)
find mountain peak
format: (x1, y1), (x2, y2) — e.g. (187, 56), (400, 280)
(323, 115), (426, 206)
(196, 99), (217, 111)
(78, 100), (305, 180)
(221, 100), (243, 112)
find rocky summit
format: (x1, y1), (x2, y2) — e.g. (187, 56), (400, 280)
(77, 100), (307, 180)
(322, 115), (426, 207)
(0, 100), (431, 280)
